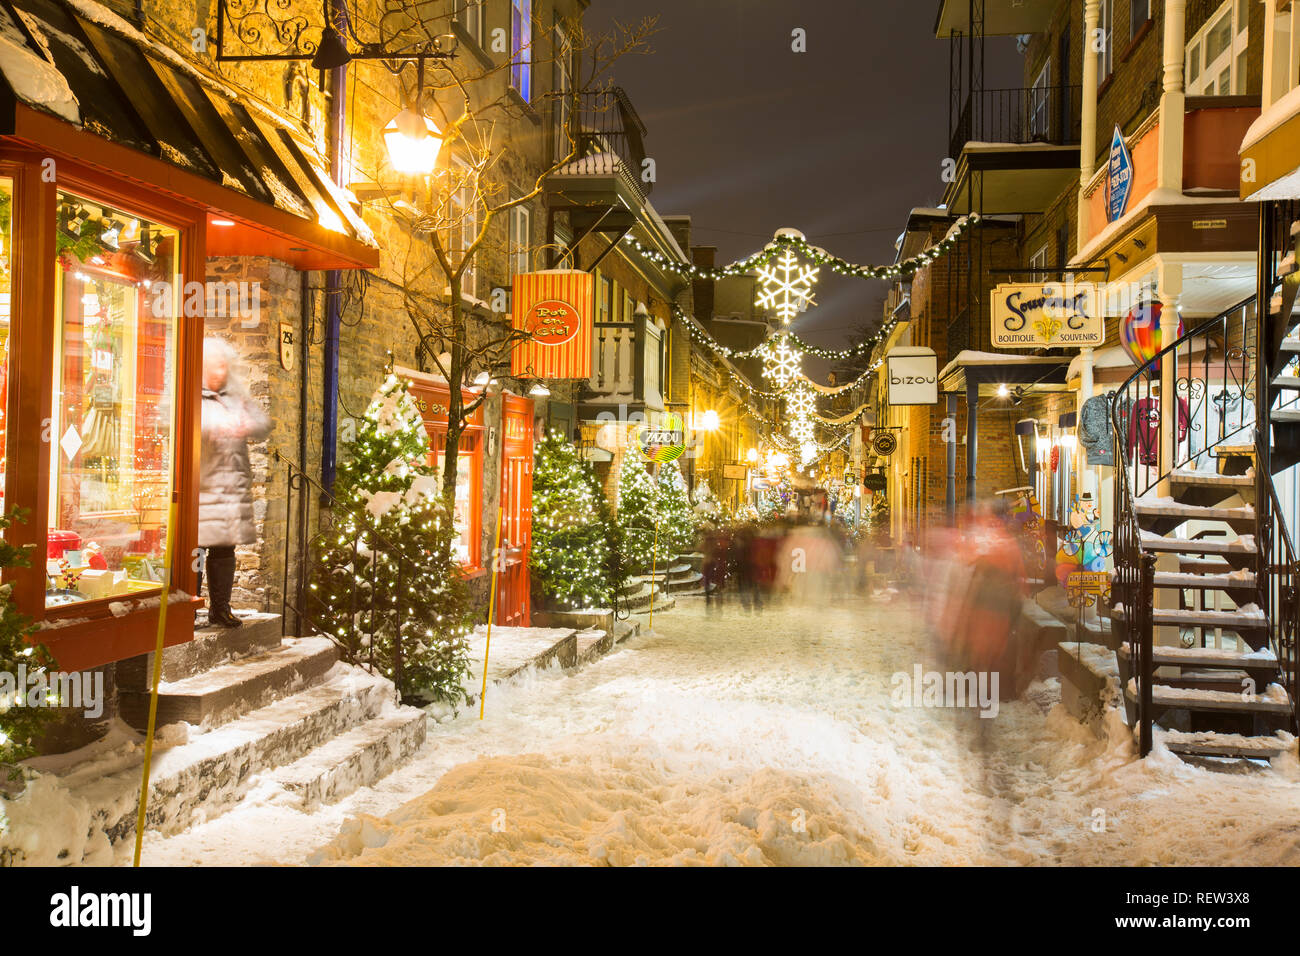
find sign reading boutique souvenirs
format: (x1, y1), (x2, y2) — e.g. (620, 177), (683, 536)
(989, 282), (1104, 348)
(886, 347), (938, 406)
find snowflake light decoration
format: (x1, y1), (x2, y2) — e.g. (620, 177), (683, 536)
(756, 249), (818, 323)
(785, 383), (817, 418)
(789, 416), (815, 443)
(760, 334), (805, 388)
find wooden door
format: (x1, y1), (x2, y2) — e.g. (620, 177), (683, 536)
(496, 394), (534, 626)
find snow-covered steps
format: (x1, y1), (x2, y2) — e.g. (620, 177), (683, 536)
(1138, 532), (1255, 556)
(1110, 569), (1256, 590)
(1169, 469), (1254, 489)
(1134, 499), (1255, 523)
(1210, 443), (1255, 457)
(666, 569), (704, 592)
(678, 551), (705, 572)
(617, 581), (670, 611)
(1155, 728), (1294, 761)
(1125, 679), (1292, 715)
(466, 626), (578, 685)
(1111, 604), (1267, 631)
(1118, 642), (1277, 672)
(574, 627), (613, 664)
(267, 706), (427, 807)
(74, 665), (396, 845)
(118, 636), (338, 732)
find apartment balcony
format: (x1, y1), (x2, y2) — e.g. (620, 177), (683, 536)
(943, 85), (1082, 215)
(1077, 95), (1261, 263)
(546, 87), (652, 217)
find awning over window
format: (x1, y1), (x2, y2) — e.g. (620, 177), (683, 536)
(0, 0), (379, 270)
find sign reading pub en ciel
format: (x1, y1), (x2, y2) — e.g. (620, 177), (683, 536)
(989, 282), (1104, 349)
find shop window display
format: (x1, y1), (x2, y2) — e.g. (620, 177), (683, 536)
(433, 435), (481, 569)
(47, 191), (178, 607)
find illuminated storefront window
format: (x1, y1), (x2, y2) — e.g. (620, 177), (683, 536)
(47, 190), (178, 606)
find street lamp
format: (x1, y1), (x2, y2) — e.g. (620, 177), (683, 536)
(384, 107), (443, 176)
(699, 409), (720, 431)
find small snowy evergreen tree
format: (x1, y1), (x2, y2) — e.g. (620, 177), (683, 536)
(0, 510), (52, 777)
(311, 374), (475, 703)
(530, 431), (618, 609)
(615, 456), (658, 575)
(656, 461), (697, 557)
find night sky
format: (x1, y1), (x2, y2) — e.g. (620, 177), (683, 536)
(584, 0), (1021, 355)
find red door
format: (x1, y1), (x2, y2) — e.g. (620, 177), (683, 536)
(497, 394), (534, 626)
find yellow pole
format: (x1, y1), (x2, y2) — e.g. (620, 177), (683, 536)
(649, 515), (660, 629)
(479, 499), (504, 719)
(132, 491), (179, 867)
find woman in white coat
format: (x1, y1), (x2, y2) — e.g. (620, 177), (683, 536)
(198, 338), (272, 627)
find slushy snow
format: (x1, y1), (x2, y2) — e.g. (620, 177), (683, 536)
(132, 594), (1300, 866)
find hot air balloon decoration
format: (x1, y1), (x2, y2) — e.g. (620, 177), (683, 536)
(1119, 300), (1183, 370)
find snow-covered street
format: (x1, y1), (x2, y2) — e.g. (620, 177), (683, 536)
(143, 594), (1300, 866)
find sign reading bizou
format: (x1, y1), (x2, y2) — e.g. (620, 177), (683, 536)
(886, 347), (938, 406)
(990, 282), (1104, 349)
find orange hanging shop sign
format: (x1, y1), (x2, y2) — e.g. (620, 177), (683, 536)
(511, 270), (593, 380)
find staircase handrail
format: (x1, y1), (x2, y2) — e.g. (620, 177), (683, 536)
(1109, 296), (1260, 755)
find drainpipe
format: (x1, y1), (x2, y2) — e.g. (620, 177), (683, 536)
(321, 58), (346, 490)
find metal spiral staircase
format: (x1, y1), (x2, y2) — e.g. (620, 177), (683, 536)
(1110, 213), (1300, 760)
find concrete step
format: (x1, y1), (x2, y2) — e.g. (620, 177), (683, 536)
(82, 665), (395, 844)
(1271, 408), (1300, 424)
(1210, 443), (1255, 457)
(119, 637), (338, 732)
(679, 552), (705, 572)
(666, 570), (704, 591)
(117, 613), (283, 687)
(268, 706), (427, 807)
(630, 594), (674, 614)
(613, 620), (640, 643)
(1273, 375), (1300, 390)
(574, 627), (613, 664)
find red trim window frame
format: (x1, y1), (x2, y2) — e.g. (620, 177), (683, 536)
(428, 427), (484, 573)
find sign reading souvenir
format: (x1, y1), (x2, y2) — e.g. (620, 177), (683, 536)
(510, 270), (594, 379)
(886, 347), (938, 406)
(990, 282), (1104, 348)
(636, 412), (686, 464)
(1106, 125), (1133, 223)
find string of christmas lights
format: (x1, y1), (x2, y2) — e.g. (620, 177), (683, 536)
(624, 214), (980, 282)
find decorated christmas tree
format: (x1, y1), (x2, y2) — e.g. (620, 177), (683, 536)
(691, 477), (722, 523)
(615, 455), (658, 575)
(0, 510), (52, 778)
(530, 431), (618, 610)
(310, 374), (475, 703)
(656, 460), (697, 557)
